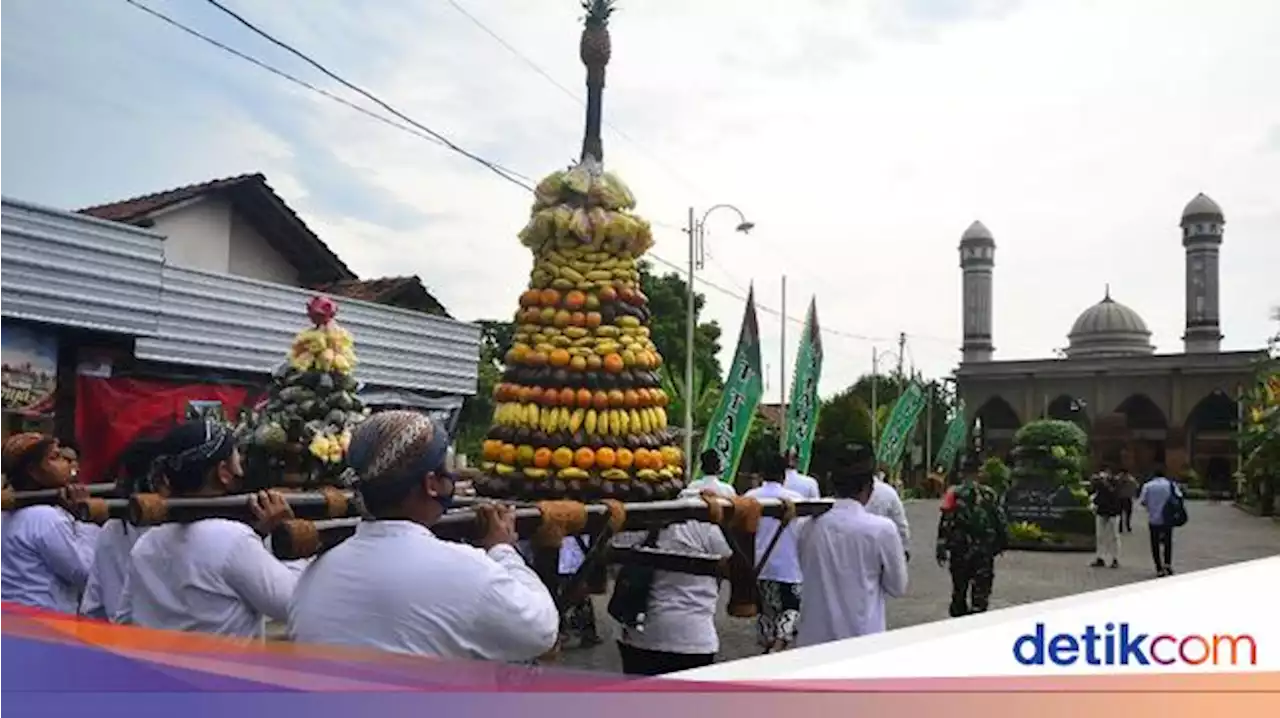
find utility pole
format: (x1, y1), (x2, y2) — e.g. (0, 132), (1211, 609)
(684, 207), (697, 479)
(896, 332), (906, 379)
(925, 381), (934, 474)
(870, 348), (878, 458)
(779, 274), (787, 452)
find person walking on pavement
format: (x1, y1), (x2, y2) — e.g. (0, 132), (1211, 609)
(865, 462), (911, 563)
(936, 456), (1008, 617)
(1138, 465), (1185, 577)
(744, 452), (807, 653)
(1116, 469), (1138, 533)
(784, 449), (822, 500)
(1089, 468), (1123, 568)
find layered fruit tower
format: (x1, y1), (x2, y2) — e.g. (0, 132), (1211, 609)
(474, 165), (684, 502)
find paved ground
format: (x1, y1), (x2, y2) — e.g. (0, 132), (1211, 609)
(555, 499), (1280, 674)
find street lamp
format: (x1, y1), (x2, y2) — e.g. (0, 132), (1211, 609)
(685, 204), (754, 479)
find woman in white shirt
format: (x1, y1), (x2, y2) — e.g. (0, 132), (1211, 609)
(615, 472), (736, 676)
(117, 420), (297, 639)
(80, 435), (165, 621)
(288, 411), (559, 662)
(1, 433), (96, 614)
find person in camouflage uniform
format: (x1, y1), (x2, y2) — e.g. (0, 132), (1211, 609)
(935, 455), (1008, 617)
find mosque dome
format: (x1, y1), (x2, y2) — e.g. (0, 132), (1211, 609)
(1182, 193), (1224, 220)
(1065, 288), (1155, 359)
(960, 220), (994, 246)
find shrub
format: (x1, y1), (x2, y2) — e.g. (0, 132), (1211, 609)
(1008, 521), (1045, 543)
(981, 456), (1011, 495)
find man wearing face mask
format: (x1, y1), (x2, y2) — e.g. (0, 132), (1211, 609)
(288, 411), (559, 662)
(117, 420), (298, 638)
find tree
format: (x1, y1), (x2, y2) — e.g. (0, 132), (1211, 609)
(639, 261), (724, 392)
(455, 320), (510, 460)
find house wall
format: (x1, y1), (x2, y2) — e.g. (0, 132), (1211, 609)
(148, 197), (300, 287)
(149, 197), (232, 274)
(228, 211), (298, 285)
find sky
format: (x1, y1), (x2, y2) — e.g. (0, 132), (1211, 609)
(3, 0), (1278, 400)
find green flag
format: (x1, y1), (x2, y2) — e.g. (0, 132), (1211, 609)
(876, 382), (927, 467)
(783, 299), (823, 473)
(933, 400), (968, 472)
(698, 287), (764, 483)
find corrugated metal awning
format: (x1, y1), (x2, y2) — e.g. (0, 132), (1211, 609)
(135, 265), (481, 396)
(1, 198), (165, 336)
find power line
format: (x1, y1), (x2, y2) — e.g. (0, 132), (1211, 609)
(119, 0), (955, 354)
(198, 0), (535, 188)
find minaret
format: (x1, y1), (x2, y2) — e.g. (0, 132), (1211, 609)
(1180, 193), (1225, 353)
(959, 220), (995, 363)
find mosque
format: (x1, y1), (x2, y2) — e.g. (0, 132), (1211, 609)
(954, 193), (1268, 491)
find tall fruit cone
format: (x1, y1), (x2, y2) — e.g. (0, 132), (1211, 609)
(244, 296), (368, 488)
(476, 0), (683, 503)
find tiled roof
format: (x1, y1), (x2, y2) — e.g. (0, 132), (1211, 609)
(77, 173), (262, 222)
(757, 403), (786, 427)
(314, 276), (450, 318)
(76, 173), (356, 284)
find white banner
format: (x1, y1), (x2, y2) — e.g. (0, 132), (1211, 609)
(678, 556), (1279, 680)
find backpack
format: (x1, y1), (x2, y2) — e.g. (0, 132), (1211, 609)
(607, 527), (663, 630)
(1160, 479), (1189, 527)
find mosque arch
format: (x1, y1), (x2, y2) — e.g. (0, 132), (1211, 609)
(1045, 394), (1090, 431)
(1184, 390), (1239, 491)
(971, 395), (1021, 460)
(1114, 393), (1168, 430)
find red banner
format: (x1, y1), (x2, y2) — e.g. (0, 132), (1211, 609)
(75, 376), (262, 484)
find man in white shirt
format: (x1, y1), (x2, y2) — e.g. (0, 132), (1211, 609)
(613, 473), (735, 675)
(864, 469), (911, 562)
(685, 449), (730, 494)
(783, 449), (821, 500)
(289, 411), (559, 662)
(744, 453), (806, 653)
(795, 444), (908, 647)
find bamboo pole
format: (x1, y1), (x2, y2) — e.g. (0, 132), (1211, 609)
(271, 496), (834, 561)
(1, 483), (116, 512)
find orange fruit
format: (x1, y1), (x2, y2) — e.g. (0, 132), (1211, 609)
(592, 391), (610, 411)
(499, 444), (518, 465)
(585, 312), (602, 328)
(554, 310), (572, 328)
(527, 351), (548, 367)
(558, 388), (576, 407)
(576, 388), (593, 408)
(523, 386), (541, 404)
(481, 440), (502, 461)
(541, 389), (560, 407)
(633, 449), (651, 470)
(506, 345), (528, 364)
(603, 353), (625, 373)
(552, 447), (574, 470)
(564, 290), (586, 310)
(653, 352), (664, 368)
(549, 348), (570, 367)
(598, 286), (618, 303)
(616, 448), (634, 470)
(654, 389), (669, 407)
(519, 289), (541, 307)
(623, 390), (640, 409)
(533, 447), (553, 468)
(574, 447), (595, 470)
(607, 389), (626, 408)
(596, 447), (617, 469)
(540, 288), (561, 307)
(570, 311), (587, 327)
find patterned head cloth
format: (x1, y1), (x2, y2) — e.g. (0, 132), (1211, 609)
(2, 433), (56, 478)
(347, 410), (450, 488)
(158, 420), (236, 478)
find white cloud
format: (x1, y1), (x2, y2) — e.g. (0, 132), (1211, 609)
(3, 0), (1278, 399)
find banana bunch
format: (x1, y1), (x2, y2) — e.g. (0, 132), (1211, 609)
(308, 429), (351, 464)
(289, 320), (358, 374)
(532, 161), (637, 212)
(530, 245), (642, 292)
(518, 160), (653, 256)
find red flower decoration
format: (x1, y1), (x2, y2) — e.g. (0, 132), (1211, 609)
(307, 296), (338, 326)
